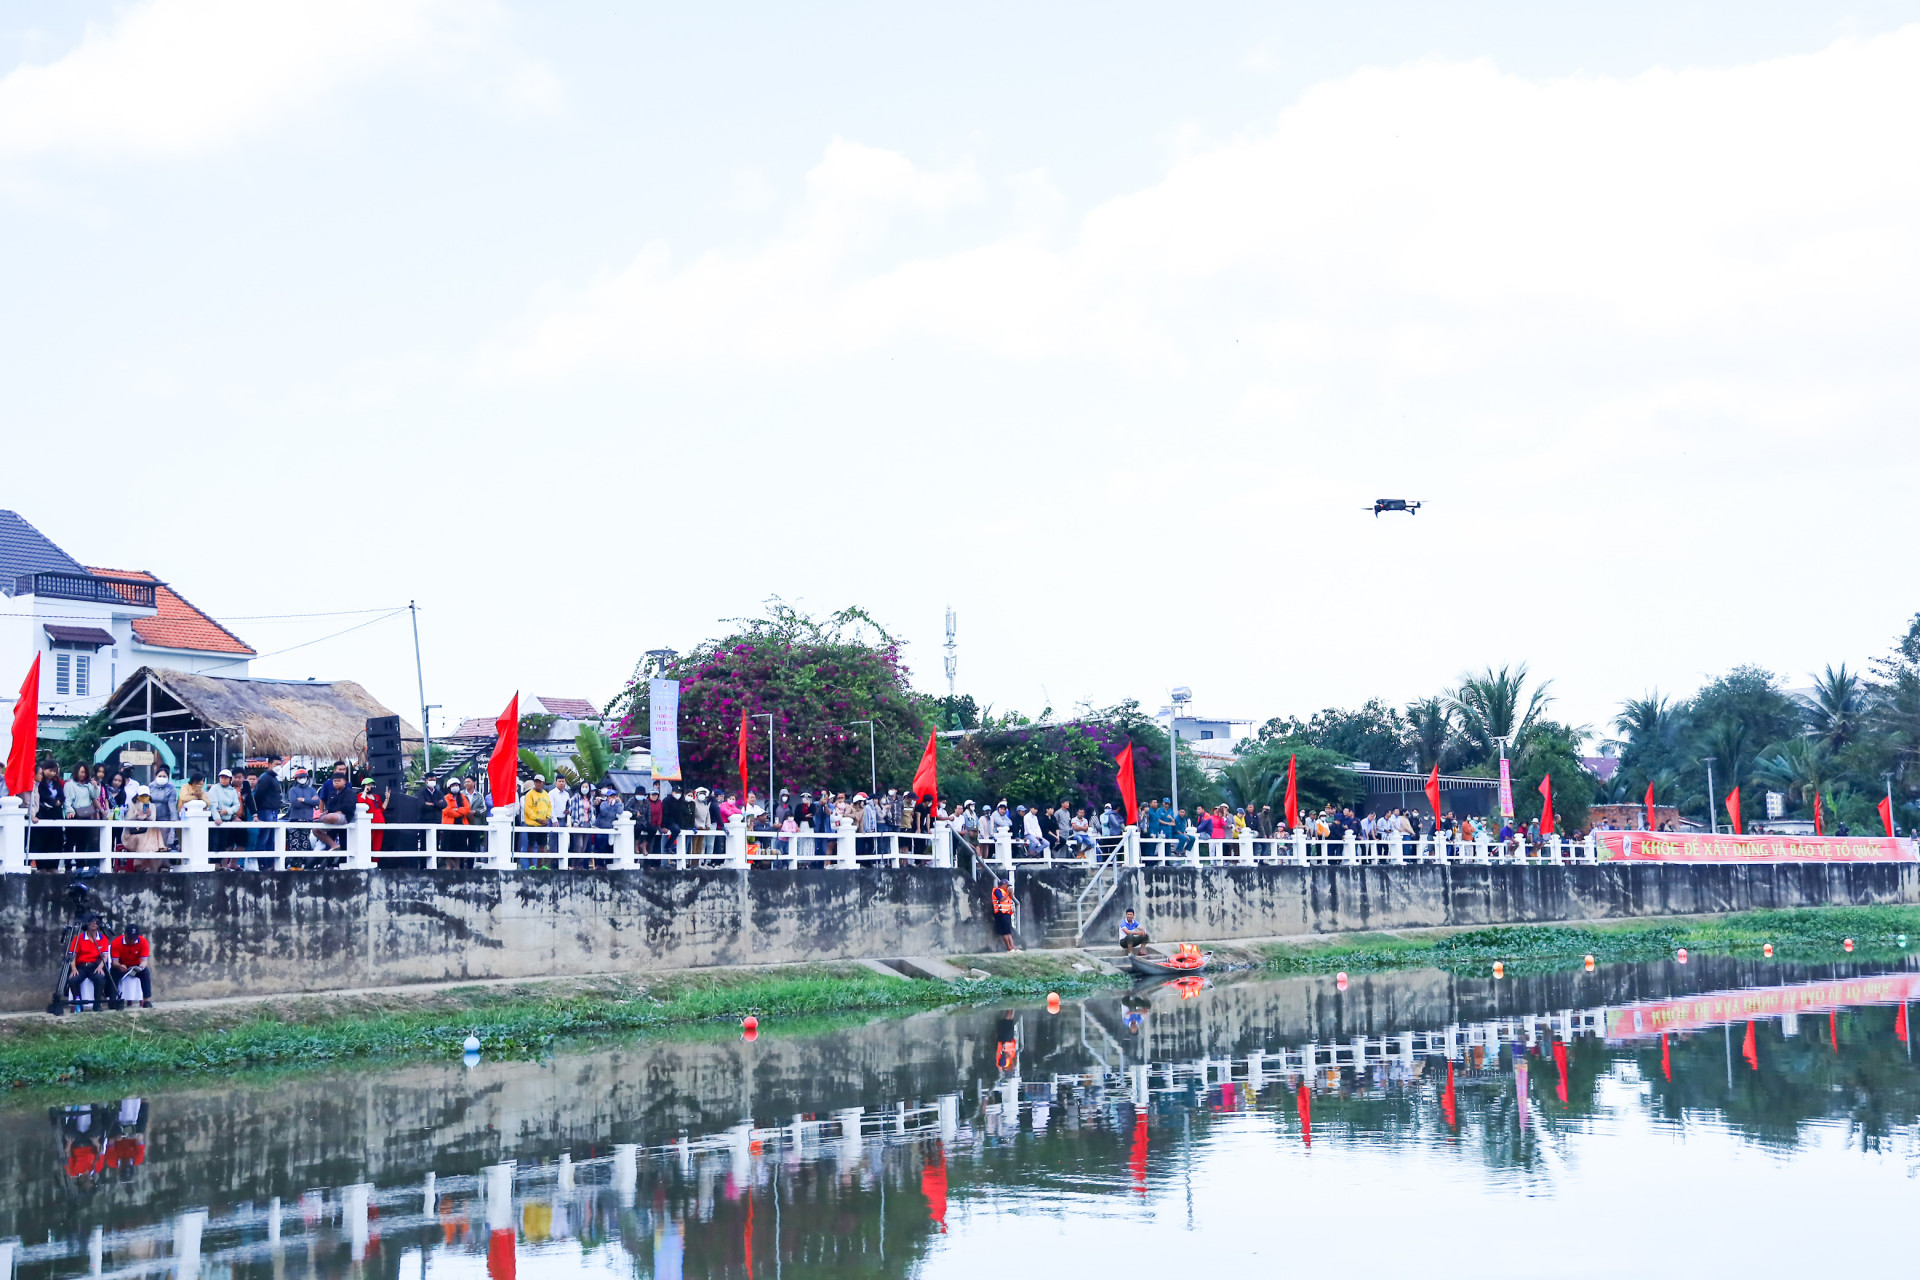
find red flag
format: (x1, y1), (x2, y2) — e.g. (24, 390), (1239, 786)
(1644, 780), (1657, 832)
(1537, 773), (1555, 836)
(1879, 794), (1895, 837)
(911, 729), (938, 811)
(4, 655), (39, 797)
(1814, 792), (1824, 837)
(1725, 786), (1742, 836)
(1284, 753), (1298, 830)
(487, 694), (519, 814)
(1424, 764), (1443, 824)
(737, 709), (751, 801)
(1115, 741), (1138, 825)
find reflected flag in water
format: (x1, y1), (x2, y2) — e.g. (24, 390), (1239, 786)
(1298, 1084), (1313, 1147)
(923, 1143), (949, 1230)
(1742, 1022), (1759, 1071)
(486, 1229), (515, 1280)
(1661, 1033), (1671, 1082)
(1442, 1061), (1456, 1128)
(1129, 1114), (1149, 1191)
(1899, 1003), (1910, 1043)
(1554, 1039), (1569, 1104)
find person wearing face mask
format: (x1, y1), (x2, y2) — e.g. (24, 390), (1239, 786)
(147, 768), (179, 852)
(440, 776), (473, 860)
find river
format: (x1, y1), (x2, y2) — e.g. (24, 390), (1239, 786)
(8, 954), (1920, 1278)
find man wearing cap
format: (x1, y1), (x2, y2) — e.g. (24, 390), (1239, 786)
(207, 769), (241, 856)
(521, 776), (553, 861)
(108, 922), (152, 1008)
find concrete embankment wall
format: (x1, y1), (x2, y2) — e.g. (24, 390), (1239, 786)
(0, 862), (1914, 1011)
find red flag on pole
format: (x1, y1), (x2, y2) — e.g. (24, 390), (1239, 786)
(1644, 780), (1657, 832)
(1725, 786), (1742, 836)
(1814, 792), (1824, 837)
(911, 729), (938, 812)
(4, 655), (39, 797)
(737, 710), (751, 801)
(1115, 741), (1138, 825)
(1284, 753), (1298, 830)
(487, 694), (519, 815)
(1538, 773), (1555, 836)
(1424, 764), (1443, 825)
(1879, 794), (1895, 837)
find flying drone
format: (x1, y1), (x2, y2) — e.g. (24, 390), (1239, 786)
(1369, 499), (1422, 517)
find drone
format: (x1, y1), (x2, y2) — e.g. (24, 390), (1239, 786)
(1370, 499), (1422, 517)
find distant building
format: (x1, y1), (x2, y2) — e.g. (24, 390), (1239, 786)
(0, 511), (253, 737)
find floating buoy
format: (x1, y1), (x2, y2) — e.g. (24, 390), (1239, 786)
(742, 1015), (759, 1033)
(462, 1034), (480, 1053)
(1335, 972), (1349, 991)
(1583, 955), (1595, 971)
(1676, 948), (1688, 964)
(1763, 943), (1774, 958)
(1492, 962), (1505, 979)
(1046, 992), (1061, 1013)
(1843, 938), (1854, 952)
(1899, 935), (1909, 949)
(742, 1025), (758, 1043)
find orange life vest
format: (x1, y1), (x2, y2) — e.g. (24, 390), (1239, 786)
(996, 1040), (1018, 1071)
(991, 884), (1015, 915)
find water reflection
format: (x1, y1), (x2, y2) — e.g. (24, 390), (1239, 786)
(5, 955), (1920, 1279)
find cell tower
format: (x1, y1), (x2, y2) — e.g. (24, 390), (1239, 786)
(943, 606), (958, 697)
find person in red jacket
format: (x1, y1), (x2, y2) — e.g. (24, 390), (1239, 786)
(108, 924), (152, 1008)
(359, 778), (387, 852)
(65, 915), (111, 1012)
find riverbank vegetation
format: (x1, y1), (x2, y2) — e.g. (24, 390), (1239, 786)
(0, 960), (1120, 1092)
(1259, 905), (1920, 976)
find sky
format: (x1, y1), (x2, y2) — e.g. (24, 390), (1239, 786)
(5, 0), (1919, 744)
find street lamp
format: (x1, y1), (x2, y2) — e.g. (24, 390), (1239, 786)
(753, 713), (775, 803)
(1168, 687), (1192, 825)
(1702, 757), (1717, 835)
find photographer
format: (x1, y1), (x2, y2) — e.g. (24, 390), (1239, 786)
(65, 914), (110, 1012)
(108, 924), (152, 1008)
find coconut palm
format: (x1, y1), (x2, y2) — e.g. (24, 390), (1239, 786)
(1405, 697), (1458, 772)
(1446, 664), (1554, 761)
(1800, 663), (1867, 752)
(1752, 738), (1833, 809)
(1610, 691), (1683, 755)
(1700, 720), (1752, 799)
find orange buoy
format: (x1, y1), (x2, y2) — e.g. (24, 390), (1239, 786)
(742, 1015), (759, 1032)
(1583, 955), (1595, 971)
(1335, 972), (1349, 991)
(1492, 962), (1505, 978)
(1844, 938), (1854, 952)
(1046, 992), (1061, 1013)
(1763, 943), (1774, 958)
(1676, 948), (1688, 964)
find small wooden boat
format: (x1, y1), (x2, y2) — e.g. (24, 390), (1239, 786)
(1127, 942), (1210, 978)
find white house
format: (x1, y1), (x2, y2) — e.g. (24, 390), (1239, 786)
(0, 511), (254, 737)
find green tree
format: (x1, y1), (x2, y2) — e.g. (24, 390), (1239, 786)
(51, 706), (114, 774)
(1800, 664), (1866, 752)
(1447, 663), (1553, 768)
(1216, 741), (1365, 813)
(1256, 699), (1410, 771)
(572, 724), (617, 785)
(1404, 696), (1460, 772)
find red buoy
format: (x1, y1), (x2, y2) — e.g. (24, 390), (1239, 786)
(1843, 938), (1855, 952)
(1763, 943), (1774, 958)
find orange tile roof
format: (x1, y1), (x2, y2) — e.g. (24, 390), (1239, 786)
(86, 567), (256, 657)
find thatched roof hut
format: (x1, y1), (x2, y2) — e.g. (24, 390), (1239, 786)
(105, 666), (419, 762)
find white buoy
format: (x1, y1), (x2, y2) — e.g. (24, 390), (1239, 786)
(463, 1035), (481, 1053)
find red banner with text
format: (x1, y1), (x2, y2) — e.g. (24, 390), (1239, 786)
(1605, 974), (1920, 1041)
(1597, 830), (1914, 863)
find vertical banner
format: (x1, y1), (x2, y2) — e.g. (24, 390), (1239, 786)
(649, 678), (682, 782)
(1497, 757), (1515, 820)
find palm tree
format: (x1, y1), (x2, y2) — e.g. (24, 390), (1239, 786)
(1447, 663), (1553, 760)
(1701, 720), (1752, 800)
(1610, 691), (1683, 755)
(1800, 663), (1866, 751)
(1405, 697), (1456, 772)
(1215, 756), (1278, 811)
(1752, 738), (1833, 809)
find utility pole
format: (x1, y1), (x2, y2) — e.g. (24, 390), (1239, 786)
(849, 720), (877, 794)
(1169, 687), (1192, 830)
(1886, 772), (1898, 836)
(1703, 757), (1717, 835)
(943, 607), (958, 702)
(754, 713), (775, 803)
(409, 601), (431, 776)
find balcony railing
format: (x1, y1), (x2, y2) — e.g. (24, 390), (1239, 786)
(12, 570), (157, 609)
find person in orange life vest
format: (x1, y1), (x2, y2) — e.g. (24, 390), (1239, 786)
(358, 778), (386, 852)
(990, 881), (1018, 951)
(994, 1010), (1019, 1072)
(109, 923), (152, 1008)
(66, 914), (111, 1012)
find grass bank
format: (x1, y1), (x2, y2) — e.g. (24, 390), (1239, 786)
(1259, 904), (1920, 976)
(0, 959), (1122, 1092)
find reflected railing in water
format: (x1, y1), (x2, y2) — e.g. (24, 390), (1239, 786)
(6, 957), (1920, 1279)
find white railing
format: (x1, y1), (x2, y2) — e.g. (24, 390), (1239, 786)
(0, 796), (1624, 873)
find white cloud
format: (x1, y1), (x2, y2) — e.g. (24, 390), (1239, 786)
(0, 0), (544, 160)
(497, 26), (1920, 404)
